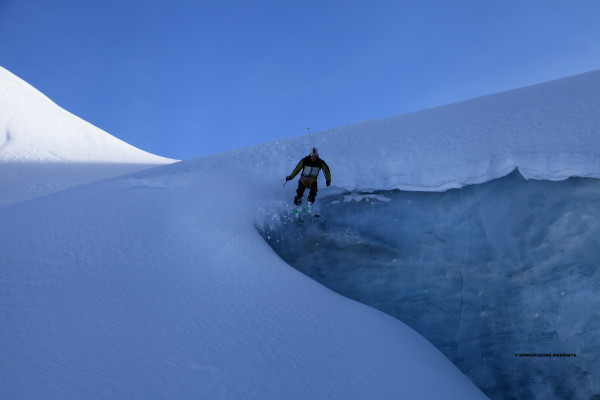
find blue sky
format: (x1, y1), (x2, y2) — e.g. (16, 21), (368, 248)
(1, 0), (599, 160)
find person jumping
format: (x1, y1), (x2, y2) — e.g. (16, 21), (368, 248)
(285, 147), (331, 205)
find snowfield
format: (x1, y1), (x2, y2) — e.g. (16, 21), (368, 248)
(2, 66), (600, 399)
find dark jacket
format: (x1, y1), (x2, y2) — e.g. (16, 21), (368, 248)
(289, 156), (331, 184)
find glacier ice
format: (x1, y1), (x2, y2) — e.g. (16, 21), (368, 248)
(259, 170), (600, 400)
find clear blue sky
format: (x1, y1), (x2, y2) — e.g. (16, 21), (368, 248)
(1, 0), (599, 160)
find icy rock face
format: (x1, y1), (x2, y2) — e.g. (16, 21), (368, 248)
(260, 170), (600, 400)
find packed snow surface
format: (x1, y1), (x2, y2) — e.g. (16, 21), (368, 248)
(2, 67), (600, 399)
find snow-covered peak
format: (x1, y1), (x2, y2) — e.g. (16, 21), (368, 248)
(0, 66), (174, 164)
(0, 67), (177, 207)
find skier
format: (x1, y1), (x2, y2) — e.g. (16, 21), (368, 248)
(286, 147), (331, 206)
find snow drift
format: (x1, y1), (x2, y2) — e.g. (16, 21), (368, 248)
(191, 69), (600, 194)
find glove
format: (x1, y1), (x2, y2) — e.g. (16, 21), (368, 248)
(285, 176), (292, 181)
(326, 181), (331, 187)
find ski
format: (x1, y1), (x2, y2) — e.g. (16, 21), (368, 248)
(292, 208), (304, 222)
(292, 205), (321, 222)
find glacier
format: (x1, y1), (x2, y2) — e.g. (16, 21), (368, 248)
(2, 65), (600, 399)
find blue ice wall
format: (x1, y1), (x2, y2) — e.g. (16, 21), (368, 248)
(259, 170), (600, 400)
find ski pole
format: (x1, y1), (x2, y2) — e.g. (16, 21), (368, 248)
(307, 127), (315, 148)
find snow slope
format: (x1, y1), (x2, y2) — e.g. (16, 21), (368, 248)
(0, 67), (175, 206)
(3, 68), (600, 399)
(1, 168), (486, 400)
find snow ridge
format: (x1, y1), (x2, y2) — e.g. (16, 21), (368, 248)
(172, 70), (600, 197)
